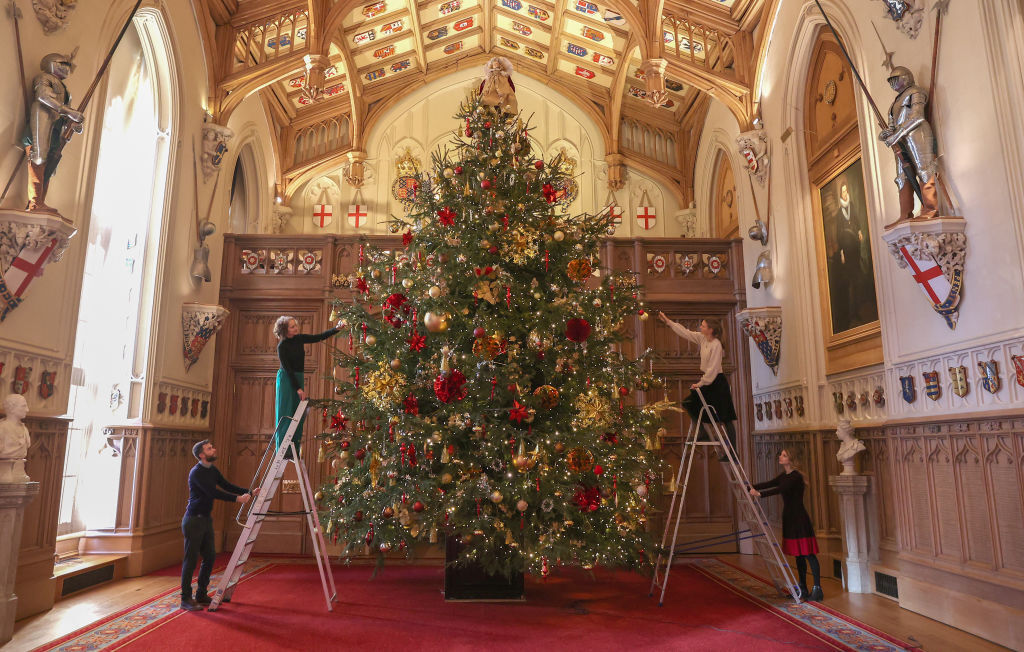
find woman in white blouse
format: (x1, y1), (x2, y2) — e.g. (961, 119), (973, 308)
(658, 312), (738, 461)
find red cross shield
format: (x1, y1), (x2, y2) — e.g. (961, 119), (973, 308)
(636, 206), (657, 230)
(313, 204), (333, 228)
(898, 245), (951, 308)
(347, 204), (368, 228)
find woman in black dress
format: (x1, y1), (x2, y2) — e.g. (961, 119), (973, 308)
(749, 449), (823, 601)
(273, 316), (340, 456)
(657, 312), (738, 461)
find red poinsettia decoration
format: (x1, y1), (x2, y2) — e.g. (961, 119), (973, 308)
(329, 410), (348, 431)
(403, 393), (419, 415)
(572, 485), (601, 512)
(508, 400), (529, 423)
(355, 277), (369, 294)
(542, 183), (558, 204)
(436, 206), (456, 226)
(407, 331), (426, 351)
(565, 317), (592, 342)
(602, 432), (619, 444)
(433, 370), (467, 403)
(402, 230), (414, 247)
(383, 293), (409, 327)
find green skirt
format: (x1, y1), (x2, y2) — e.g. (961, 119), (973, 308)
(274, 369), (306, 451)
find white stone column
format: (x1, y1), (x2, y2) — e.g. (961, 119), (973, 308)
(0, 482), (39, 644)
(828, 474), (873, 593)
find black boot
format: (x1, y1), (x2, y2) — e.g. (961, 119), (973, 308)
(798, 585), (810, 601)
(809, 585), (824, 601)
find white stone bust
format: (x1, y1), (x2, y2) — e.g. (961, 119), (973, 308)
(835, 419), (865, 476)
(0, 393), (32, 483)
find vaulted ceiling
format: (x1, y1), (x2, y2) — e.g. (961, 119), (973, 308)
(194, 0), (778, 201)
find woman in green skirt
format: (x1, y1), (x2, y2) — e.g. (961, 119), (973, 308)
(273, 315), (341, 456)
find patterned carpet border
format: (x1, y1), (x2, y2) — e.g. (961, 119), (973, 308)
(30, 561), (275, 652)
(692, 559), (921, 652)
(32, 557), (921, 652)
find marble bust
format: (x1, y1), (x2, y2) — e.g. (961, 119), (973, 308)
(835, 419), (865, 476)
(0, 393), (31, 483)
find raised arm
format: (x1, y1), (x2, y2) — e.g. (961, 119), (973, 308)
(295, 327), (340, 344)
(658, 312), (702, 345)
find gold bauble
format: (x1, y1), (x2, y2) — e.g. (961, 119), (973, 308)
(553, 230), (565, 242)
(388, 222), (401, 234)
(593, 298), (603, 307)
(490, 490), (504, 504)
(371, 269), (382, 279)
(640, 311), (650, 321)
(424, 311), (444, 332)
(390, 358), (401, 369)
(443, 167), (454, 178)
(315, 491), (323, 500)
(428, 285), (441, 298)
(533, 385), (560, 409)
(365, 334), (377, 346)
(441, 473), (453, 484)
(402, 278), (414, 289)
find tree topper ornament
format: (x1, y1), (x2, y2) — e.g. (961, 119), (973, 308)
(478, 57), (517, 114)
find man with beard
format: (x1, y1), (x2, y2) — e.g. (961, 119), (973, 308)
(180, 440), (256, 611)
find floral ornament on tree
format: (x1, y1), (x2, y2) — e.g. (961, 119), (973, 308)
(567, 258), (592, 282)
(402, 393), (420, 415)
(329, 410), (348, 431)
(407, 331), (427, 351)
(436, 206), (456, 226)
(433, 369), (467, 403)
(362, 362), (408, 409)
(509, 400), (530, 423)
(572, 485), (601, 511)
(475, 279), (501, 304)
(542, 183), (558, 203)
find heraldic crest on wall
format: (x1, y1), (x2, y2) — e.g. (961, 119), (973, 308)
(0, 212), (77, 321)
(737, 306), (782, 375)
(882, 219), (965, 329)
(182, 303), (230, 371)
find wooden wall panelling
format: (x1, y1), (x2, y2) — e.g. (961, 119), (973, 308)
(76, 426), (208, 576)
(15, 416), (69, 619)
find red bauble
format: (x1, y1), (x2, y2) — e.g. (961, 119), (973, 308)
(354, 510), (363, 521)
(473, 327), (486, 338)
(594, 464), (604, 475)
(382, 506), (395, 518)
(481, 179), (492, 189)
(589, 504), (599, 512)
(355, 448), (366, 460)
(412, 501), (425, 513)
(341, 440), (351, 450)
(455, 166), (463, 174)
(565, 318), (592, 342)
(488, 245), (499, 255)
(465, 128), (473, 137)
(618, 386), (629, 396)
(484, 121), (492, 128)
(534, 160), (544, 169)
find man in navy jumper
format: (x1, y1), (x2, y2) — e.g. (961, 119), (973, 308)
(180, 440), (257, 611)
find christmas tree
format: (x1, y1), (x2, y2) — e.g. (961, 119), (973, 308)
(317, 59), (665, 577)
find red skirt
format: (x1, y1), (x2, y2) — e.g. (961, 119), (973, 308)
(782, 536), (819, 556)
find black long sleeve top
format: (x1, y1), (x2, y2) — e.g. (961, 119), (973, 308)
(276, 328), (340, 389)
(185, 463), (248, 518)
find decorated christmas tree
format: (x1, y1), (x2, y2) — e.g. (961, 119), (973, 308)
(316, 58), (665, 577)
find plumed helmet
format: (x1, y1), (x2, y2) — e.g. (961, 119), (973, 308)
(40, 50), (77, 75)
(750, 250), (774, 289)
(886, 66), (914, 89)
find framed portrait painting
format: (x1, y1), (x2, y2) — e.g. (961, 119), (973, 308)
(811, 156), (883, 373)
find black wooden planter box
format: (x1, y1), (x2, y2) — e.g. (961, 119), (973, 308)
(443, 536), (525, 601)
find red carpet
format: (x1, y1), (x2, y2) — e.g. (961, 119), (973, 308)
(110, 563), (844, 651)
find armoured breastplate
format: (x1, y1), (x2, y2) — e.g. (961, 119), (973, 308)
(889, 85), (926, 128)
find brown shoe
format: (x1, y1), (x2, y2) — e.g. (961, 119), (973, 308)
(180, 598), (203, 611)
(196, 593), (212, 605)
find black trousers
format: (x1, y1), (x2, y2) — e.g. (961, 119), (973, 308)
(181, 514), (216, 600)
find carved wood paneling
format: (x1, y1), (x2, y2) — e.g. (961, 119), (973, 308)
(217, 234), (750, 555)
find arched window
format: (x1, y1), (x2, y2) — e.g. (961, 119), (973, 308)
(712, 150), (738, 238)
(61, 10), (177, 533)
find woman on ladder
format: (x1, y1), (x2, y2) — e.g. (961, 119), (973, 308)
(657, 312), (737, 461)
(749, 449), (823, 601)
(274, 316), (341, 458)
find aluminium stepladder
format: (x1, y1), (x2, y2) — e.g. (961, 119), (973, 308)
(208, 400), (337, 612)
(648, 387), (801, 606)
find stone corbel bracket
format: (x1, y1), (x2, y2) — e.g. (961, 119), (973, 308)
(737, 306), (782, 375)
(735, 128), (769, 187)
(201, 123), (234, 181)
(881, 216), (966, 330)
(182, 303), (230, 371)
(0, 210), (77, 322)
